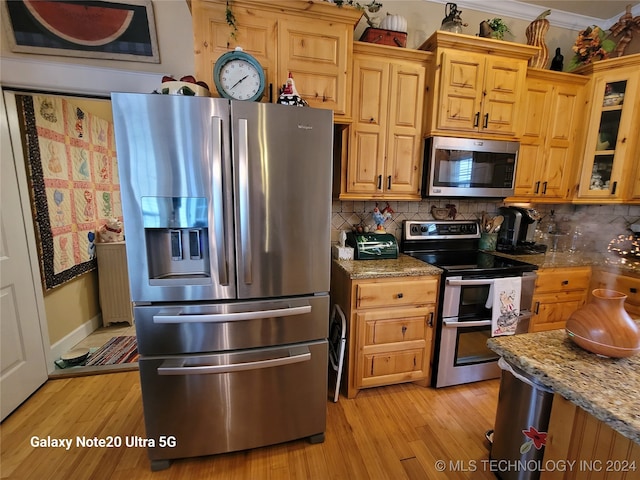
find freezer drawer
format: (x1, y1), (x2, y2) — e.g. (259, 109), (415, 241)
(134, 295), (329, 355)
(138, 340), (328, 467)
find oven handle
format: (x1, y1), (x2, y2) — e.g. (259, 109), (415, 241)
(446, 278), (495, 286)
(152, 305), (312, 324)
(443, 319), (491, 328)
(157, 347), (311, 375)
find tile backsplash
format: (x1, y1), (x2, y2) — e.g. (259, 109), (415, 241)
(331, 199), (640, 255)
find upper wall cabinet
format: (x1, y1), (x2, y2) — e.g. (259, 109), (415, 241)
(574, 54), (640, 203)
(419, 32), (538, 138)
(191, 0), (362, 117)
(507, 69), (588, 203)
(337, 42), (430, 200)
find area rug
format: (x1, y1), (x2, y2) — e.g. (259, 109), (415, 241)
(85, 336), (138, 366)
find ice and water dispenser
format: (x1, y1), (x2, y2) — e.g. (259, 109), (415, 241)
(142, 197), (211, 285)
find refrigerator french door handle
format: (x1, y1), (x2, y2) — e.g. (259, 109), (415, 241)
(211, 115), (229, 285)
(157, 347), (311, 375)
(238, 118), (252, 285)
(152, 304), (312, 324)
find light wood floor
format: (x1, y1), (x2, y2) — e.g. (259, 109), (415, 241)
(1, 372), (500, 479)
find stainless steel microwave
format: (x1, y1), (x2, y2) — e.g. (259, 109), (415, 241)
(422, 136), (519, 197)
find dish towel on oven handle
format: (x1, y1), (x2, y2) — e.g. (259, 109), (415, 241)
(486, 277), (522, 336)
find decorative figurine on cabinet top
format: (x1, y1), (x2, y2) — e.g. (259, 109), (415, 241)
(277, 73), (308, 107)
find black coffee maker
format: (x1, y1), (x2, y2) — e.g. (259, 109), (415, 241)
(496, 206), (547, 254)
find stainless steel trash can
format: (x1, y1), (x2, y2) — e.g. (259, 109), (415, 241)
(490, 358), (554, 480)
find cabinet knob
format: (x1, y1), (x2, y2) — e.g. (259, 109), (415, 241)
(630, 288), (637, 294)
(562, 280), (569, 285)
(402, 325), (407, 335)
(397, 293), (403, 299)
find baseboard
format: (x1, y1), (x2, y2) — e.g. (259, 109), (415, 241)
(48, 314), (102, 373)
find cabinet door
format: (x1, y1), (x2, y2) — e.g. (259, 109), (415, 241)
(279, 18), (351, 114)
(577, 70), (639, 200)
(481, 57), (525, 135)
(384, 61), (425, 197)
(530, 291), (587, 332)
(192, 1), (276, 102)
(356, 305), (435, 388)
(436, 51), (484, 132)
(513, 79), (551, 197)
(542, 83), (583, 199)
(347, 57), (389, 195)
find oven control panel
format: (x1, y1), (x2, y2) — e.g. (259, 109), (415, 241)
(403, 220), (480, 241)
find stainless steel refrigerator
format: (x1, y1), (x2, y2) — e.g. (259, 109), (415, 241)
(111, 93), (333, 471)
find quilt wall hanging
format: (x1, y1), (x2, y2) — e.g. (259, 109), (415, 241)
(20, 94), (122, 290)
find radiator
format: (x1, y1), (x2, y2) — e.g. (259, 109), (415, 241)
(95, 242), (133, 327)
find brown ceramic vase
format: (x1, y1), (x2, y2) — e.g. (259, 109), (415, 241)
(565, 289), (640, 358)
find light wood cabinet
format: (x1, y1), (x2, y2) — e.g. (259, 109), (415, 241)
(591, 269), (640, 319)
(191, 0), (362, 116)
(338, 42), (429, 200)
(508, 69), (588, 203)
(574, 54), (640, 203)
(419, 31), (538, 138)
(331, 264), (439, 398)
(542, 394), (640, 480)
(530, 266), (591, 332)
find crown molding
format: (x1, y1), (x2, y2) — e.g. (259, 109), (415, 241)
(423, 0), (640, 31)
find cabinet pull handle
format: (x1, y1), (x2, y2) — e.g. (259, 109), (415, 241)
(562, 280), (569, 285)
(630, 288), (637, 294)
(387, 175), (392, 190)
(377, 175), (382, 190)
(397, 293), (403, 299)
(473, 112), (480, 127)
(483, 113), (489, 128)
(611, 181), (617, 195)
(534, 181), (540, 194)
(534, 301), (540, 314)
(542, 182), (548, 194)
(402, 325), (407, 336)
(428, 312), (434, 327)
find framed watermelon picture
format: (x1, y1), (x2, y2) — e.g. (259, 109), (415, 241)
(2, 0), (160, 63)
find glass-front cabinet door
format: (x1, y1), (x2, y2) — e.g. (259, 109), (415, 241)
(577, 62), (639, 201)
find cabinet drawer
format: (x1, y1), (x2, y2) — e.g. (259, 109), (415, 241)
(363, 307), (432, 346)
(534, 267), (591, 294)
(356, 278), (438, 309)
(363, 348), (424, 379)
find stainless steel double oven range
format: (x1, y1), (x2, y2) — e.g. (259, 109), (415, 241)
(401, 220), (537, 388)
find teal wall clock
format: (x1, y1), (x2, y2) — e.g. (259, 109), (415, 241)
(213, 47), (265, 101)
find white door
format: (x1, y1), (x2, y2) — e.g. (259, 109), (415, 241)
(1, 91), (49, 421)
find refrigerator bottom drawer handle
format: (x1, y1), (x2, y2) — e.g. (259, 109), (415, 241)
(157, 348), (311, 375)
(152, 305), (312, 324)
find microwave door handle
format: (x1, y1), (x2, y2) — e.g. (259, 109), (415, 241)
(157, 346), (311, 375)
(211, 116), (229, 285)
(446, 278), (494, 286)
(237, 118), (252, 285)
(152, 304), (312, 324)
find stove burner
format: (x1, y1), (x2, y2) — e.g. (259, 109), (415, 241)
(401, 220), (538, 276)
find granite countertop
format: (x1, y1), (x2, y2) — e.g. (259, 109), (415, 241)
(487, 330), (640, 444)
(332, 253), (442, 279)
(493, 250), (640, 276)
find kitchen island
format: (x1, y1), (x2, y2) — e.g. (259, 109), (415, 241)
(488, 329), (639, 480)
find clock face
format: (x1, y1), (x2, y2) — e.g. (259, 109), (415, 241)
(215, 55), (265, 101)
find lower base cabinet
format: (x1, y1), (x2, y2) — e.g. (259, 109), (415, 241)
(330, 264), (439, 398)
(542, 394), (640, 480)
(591, 269), (640, 319)
(529, 267), (591, 332)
